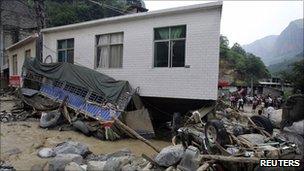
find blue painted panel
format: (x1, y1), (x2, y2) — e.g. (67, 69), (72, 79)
(40, 84), (120, 121)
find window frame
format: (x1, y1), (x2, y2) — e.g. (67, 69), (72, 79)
(25, 49), (31, 58)
(153, 25), (186, 68)
(57, 38), (74, 63)
(95, 32), (124, 69)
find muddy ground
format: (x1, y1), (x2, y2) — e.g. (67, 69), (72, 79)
(0, 98), (170, 170)
(0, 121), (170, 170)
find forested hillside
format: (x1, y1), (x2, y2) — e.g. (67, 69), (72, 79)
(26, 0), (145, 27)
(219, 36), (270, 86)
(268, 52), (303, 76)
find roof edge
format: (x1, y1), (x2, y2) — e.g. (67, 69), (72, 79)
(6, 34), (38, 51)
(42, 1), (222, 33)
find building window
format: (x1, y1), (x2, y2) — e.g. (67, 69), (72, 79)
(154, 25), (186, 67)
(57, 38), (74, 63)
(96, 32), (123, 68)
(12, 54), (17, 75)
(25, 49), (31, 58)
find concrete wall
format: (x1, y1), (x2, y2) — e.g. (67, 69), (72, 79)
(7, 40), (36, 76)
(42, 7), (221, 100)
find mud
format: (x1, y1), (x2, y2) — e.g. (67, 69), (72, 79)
(0, 121), (170, 170)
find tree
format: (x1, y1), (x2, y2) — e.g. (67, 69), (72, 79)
(231, 43), (246, 56)
(280, 59), (304, 93)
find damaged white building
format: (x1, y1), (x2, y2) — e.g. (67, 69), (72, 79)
(41, 2), (222, 118)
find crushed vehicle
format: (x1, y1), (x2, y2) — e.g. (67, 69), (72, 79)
(175, 100), (302, 170)
(7, 57), (155, 141)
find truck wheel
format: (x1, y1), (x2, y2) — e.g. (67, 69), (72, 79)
(250, 115), (273, 134)
(205, 120), (230, 149)
(40, 110), (61, 128)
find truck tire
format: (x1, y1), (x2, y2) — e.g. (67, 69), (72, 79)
(40, 110), (61, 128)
(250, 115), (273, 134)
(204, 120), (230, 148)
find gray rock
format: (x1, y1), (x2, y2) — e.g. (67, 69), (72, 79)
(48, 153), (83, 171)
(104, 148), (132, 159)
(87, 161), (106, 171)
(38, 148), (55, 158)
(53, 141), (90, 157)
(103, 156), (134, 171)
(64, 162), (84, 171)
(178, 146), (200, 171)
(155, 145), (184, 167)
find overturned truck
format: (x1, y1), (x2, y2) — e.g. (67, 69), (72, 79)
(21, 57), (154, 139)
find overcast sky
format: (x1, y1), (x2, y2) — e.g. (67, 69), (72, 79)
(144, 0), (303, 46)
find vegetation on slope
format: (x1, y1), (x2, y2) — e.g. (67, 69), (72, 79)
(268, 52), (303, 76)
(279, 59), (304, 93)
(219, 36), (270, 86)
(26, 0), (142, 27)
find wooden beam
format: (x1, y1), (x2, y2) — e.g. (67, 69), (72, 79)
(199, 154), (260, 164)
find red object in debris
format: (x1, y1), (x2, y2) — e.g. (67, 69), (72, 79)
(218, 80), (229, 88)
(9, 75), (21, 87)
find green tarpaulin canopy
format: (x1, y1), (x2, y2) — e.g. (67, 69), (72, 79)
(23, 58), (131, 103)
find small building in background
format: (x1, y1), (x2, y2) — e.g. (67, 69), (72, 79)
(5, 34), (38, 87)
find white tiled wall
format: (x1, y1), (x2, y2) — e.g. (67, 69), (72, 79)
(43, 8), (221, 100)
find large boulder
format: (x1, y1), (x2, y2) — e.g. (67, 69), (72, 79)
(64, 162), (84, 171)
(155, 145), (185, 167)
(48, 153), (83, 171)
(87, 161), (106, 171)
(38, 148), (55, 158)
(53, 141), (90, 157)
(103, 156), (134, 171)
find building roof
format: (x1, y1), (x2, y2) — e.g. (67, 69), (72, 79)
(41, 1), (222, 33)
(5, 34), (38, 51)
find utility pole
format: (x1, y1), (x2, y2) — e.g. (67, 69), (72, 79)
(251, 77), (253, 97)
(33, 0), (45, 61)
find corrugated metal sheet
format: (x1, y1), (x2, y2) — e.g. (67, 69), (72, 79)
(40, 84), (120, 121)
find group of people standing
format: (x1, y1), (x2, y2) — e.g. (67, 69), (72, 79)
(228, 89), (283, 114)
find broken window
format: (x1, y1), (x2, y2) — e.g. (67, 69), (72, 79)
(12, 54), (17, 75)
(154, 25), (186, 67)
(96, 32), (123, 68)
(57, 38), (74, 63)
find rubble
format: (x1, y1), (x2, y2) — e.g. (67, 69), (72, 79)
(86, 161), (106, 171)
(53, 141), (90, 157)
(154, 145), (184, 167)
(48, 153), (83, 171)
(1, 67), (303, 171)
